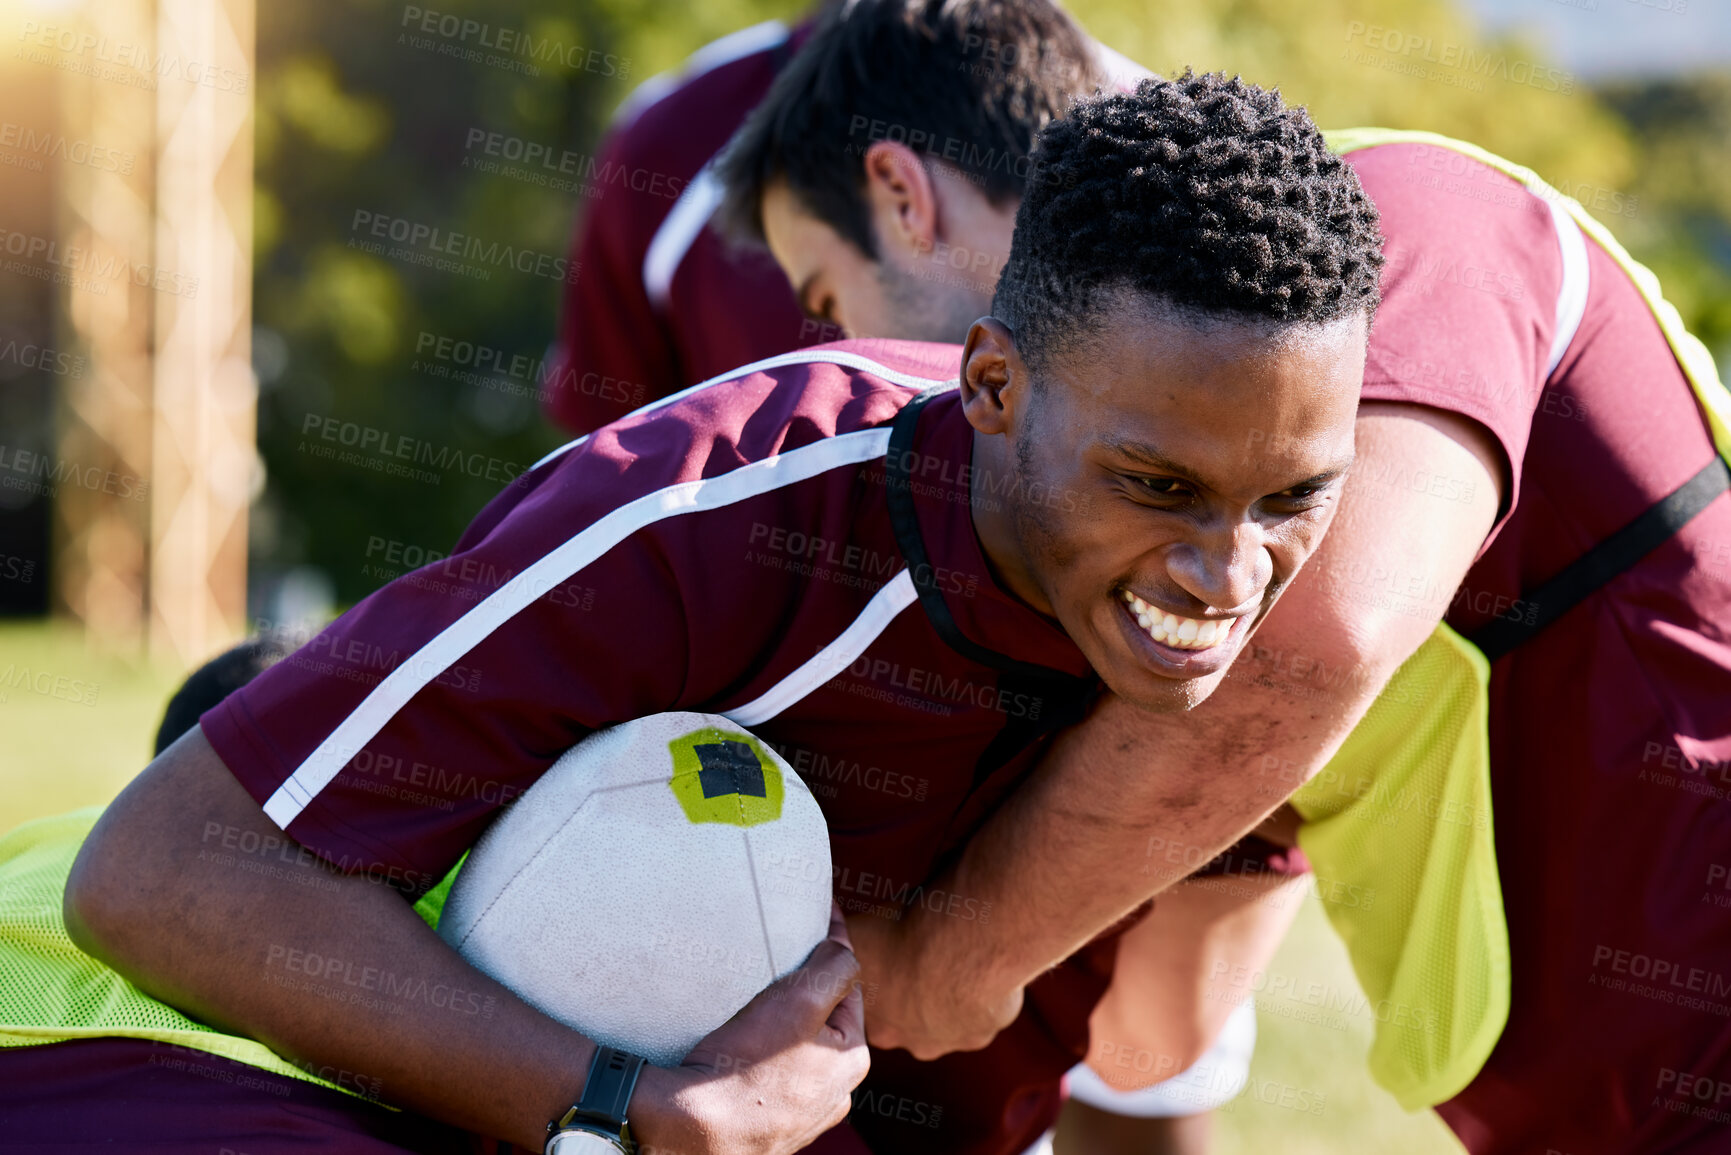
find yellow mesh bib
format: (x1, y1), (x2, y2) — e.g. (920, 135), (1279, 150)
(0, 806), (447, 1098)
(1290, 625), (1505, 1110)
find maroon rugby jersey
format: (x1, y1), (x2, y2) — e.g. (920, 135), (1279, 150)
(206, 339), (1111, 1155)
(1343, 142), (1731, 1154)
(542, 18), (833, 436)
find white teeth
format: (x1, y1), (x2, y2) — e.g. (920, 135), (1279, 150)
(1119, 590), (1236, 652)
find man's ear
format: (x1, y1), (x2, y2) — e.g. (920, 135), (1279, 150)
(959, 317), (1030, 437)
(862, 141), (938, 261)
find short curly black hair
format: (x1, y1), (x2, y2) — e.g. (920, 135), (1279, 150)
(153, 636), (292, 756)
(993, 72), (1384, 370)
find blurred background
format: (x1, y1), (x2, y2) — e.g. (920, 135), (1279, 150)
(1, 0), (1726, 1149)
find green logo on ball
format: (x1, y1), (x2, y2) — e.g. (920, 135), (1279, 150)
(667, 727), (784, 826)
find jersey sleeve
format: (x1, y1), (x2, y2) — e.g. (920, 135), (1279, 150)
(201, 408), (814, 893)
(1347, 142), (1569, 544)
(542, 126), (681, 436)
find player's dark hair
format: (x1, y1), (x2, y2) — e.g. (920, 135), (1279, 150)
(716, 0), (1102, 257)
(153, 637), (293, 756)
(994, 72), (1384, 369)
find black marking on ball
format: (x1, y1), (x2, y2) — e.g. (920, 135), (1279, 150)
(694, 740), (767, 799)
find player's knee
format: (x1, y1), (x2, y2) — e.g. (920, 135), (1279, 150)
(1091, 1008), (1215, 1087)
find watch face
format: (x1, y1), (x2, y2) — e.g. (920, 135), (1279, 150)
(546, 1129), (627, 1155)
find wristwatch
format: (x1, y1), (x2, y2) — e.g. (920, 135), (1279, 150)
(544, 1045), (646, 1155)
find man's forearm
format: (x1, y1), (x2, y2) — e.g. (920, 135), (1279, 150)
(935, 670), (1366, 994)
(64, 730), (679, 1148)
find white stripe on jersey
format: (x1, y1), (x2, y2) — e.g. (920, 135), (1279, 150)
(528, 347), (953, 472)
(724, 569), (920, 726)
(1545, 197), (1590, 378)
(611, 20), (791, 131)
(643, 164), (725, 310)
(263, 425), (905, 829)
(629, 19), (791, 309)
(1093, 40), (1154, 90)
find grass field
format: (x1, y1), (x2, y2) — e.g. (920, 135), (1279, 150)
(0, 619), (1462, 1152)
(1211, 895), (1463, 1154)
(0, 620), (180, 837)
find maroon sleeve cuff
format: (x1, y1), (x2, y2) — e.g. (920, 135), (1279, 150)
(199, 699), (442, 897)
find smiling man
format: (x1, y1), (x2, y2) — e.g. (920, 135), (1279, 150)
(44, 49), (1384, 1155)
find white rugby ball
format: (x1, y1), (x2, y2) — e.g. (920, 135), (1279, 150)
(438, 712), (833, 1067)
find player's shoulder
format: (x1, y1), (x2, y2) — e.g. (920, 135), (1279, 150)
(634, 338), (958, 448)
(460, 341), (953, 560)
(1334, 129), (1571, 312)
(1336, 131), (1559, 240)
(1093, 39), (1154, 91)
(611, 20), (795, 139)
(533, 339), (959, 483)
(451, 342), (945, 560)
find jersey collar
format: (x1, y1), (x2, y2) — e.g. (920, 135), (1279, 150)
(884, 386), (1093, 682)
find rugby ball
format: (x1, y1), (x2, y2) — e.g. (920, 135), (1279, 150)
(438, 712), (833, 1067)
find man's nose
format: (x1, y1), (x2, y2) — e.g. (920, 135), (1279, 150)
(1165, 518), (1270, 613)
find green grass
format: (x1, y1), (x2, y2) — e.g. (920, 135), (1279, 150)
(0, 620), (180, 836)
(1211, 891), (1464, 1154)
(0, 619), (1463, 1152)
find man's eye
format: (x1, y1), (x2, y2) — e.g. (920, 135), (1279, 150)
(1277, 484), (1322, 500)
(1135, 477), (1189, 498)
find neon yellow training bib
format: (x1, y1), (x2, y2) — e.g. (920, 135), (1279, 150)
(0, 806), (448, 1099)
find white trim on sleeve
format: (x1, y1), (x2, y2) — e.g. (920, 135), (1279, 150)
(611, 20), (790, 131)
(1544, 197), (1590, 378)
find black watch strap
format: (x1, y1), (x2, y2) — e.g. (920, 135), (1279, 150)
(551, 1046), (645, 1143)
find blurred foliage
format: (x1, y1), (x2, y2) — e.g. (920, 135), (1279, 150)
(1598, 73), (1731, 359)
(250, 0), (1729, 611)
(0, 621), (178, 835)
(1073, 0), (1636, 195)
(250, 0), (805, 608)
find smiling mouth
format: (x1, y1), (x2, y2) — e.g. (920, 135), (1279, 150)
(1118, 588), (1240, 652)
